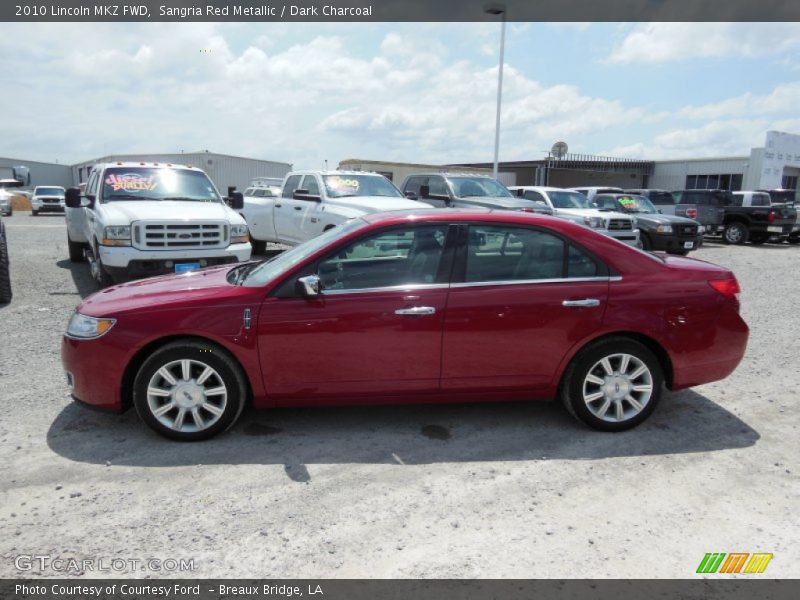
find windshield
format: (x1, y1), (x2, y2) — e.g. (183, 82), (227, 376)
(449, 177), (512, 198)
(549, 191), (593, 209)
(615, 195), (657, 214)
(649, 191), (675, 205)
(101, 168), (221, 203)
(323, 174), (403, 198)
(36, 187), (65, 196)
(243, 218), (368, 287)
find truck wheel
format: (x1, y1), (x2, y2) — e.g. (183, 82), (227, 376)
(251, 239), (266, 255)
(788, 236), (800, 245)
(560, 337), (663, 432)
(0, 223), (11, 304)
(133, 340), (247, 441)
(640, 233), (652, 251)
(722, 222), (748, 245)
(88, 242), (115, 288)
(31, 209), (38, 216)
(67, 234), (85, 262)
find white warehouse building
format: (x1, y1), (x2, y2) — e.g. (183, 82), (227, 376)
(649, 131), (800, 197)
(70, 151), (292, 195)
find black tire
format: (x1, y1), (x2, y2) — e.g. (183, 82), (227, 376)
(722, 222), (748, 245)
(640, 233), (652, 251)
(31, 209), (38, 216)
(788, 236), (800, 245)
(133, 340), (247, 441)
(560, 337), (663, 432)
(89, 242), (115, 288)
(0, 223), (11, 304)
(67, 234), (85, 262)
(251, 238), (267, 255)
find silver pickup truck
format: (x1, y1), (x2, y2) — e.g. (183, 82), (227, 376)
(672, 190), (727, 235)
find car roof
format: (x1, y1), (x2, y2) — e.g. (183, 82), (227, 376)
(288, 170), (386, 177)
(361, 208), (580, 229)
(507, 186), (565, 191)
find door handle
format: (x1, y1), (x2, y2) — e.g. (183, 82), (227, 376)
(562, 298), (601, 308)
(395, 306), (436, 316)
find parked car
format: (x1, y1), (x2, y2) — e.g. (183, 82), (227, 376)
(717, 191), (796, 245)
(401, 173), (536, 211)
(750, 189), (800, 243)
(62, 209), (748, 440)
(31, 185), (66, 215)
(594, 193), (703, 255)
(509, 186), (639, 247)
(0, 213), (11, 303)
(568, 186), (624, 202)
(625, 189), (679, 216)
(0, 190), (12, 216)
(241, 171), (428, 249)
(672, 190), (727, 236)
(65, 162), (251, 287)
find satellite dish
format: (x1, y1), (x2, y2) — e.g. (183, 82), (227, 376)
(551, 141), (568, 159)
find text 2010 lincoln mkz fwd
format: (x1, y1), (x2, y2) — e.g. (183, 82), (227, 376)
(62, 209), (749, 440)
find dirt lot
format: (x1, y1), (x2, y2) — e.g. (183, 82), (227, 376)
(0, 213), (797, 578)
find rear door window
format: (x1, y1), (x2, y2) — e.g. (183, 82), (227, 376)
(282, 175), (302, 198)
(466, 226), (565, 282)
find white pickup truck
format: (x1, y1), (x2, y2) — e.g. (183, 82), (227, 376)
(240, 170), (430, 250)
(508, 186), (640, 246)
(65, 162), (251, 286)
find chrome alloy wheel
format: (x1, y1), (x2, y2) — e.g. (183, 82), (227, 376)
(581, 353), (653, 423)
(146, 359), (228, 433)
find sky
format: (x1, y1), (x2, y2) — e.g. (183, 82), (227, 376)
(1, 22), (800, 169)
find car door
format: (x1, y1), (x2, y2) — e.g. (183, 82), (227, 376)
(295, 174), (325, 240)
(257, 223), (455, 401)
(274, 174), (303, 244)
(441, 224), (609, 392)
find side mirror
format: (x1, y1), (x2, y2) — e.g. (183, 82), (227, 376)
(293, 189), (321, 201)
(227, 186), (237, 198)
(228, 191), (244, 210)
(419, 184), (430, 198)
(657, 209), (662, 214)
(65, 187), (82, 208)
(405, 191), (418, 200)
(297, 274), (321, 297)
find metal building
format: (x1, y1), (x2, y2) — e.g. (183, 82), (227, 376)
(338, 159), (493, 186)
(70, 151), (292, 195)
(0, 156), (72, 188)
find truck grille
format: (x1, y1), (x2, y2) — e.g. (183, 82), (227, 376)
(133, 222), (228, 250)
(607, 218), (633, 231)
(677, 224), (698, 236)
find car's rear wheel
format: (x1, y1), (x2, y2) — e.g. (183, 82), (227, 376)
(561, 338), (663, 431)
(722, 222), (748, 245)
(133, 341), (247, 441)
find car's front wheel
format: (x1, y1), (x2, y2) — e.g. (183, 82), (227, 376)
(133, 340), (247, 441)
(561, 338), (663, 431)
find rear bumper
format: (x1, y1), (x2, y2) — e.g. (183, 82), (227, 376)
(671, 309), (749, 390)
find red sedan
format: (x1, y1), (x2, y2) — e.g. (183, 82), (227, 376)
(62, 210), (748, 440)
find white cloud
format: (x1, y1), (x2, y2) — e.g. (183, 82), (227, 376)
(678, 82), (800, 120)
(606, 23), (800, 64)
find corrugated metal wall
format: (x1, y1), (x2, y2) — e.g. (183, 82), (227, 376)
(650, 157), (749, 191)
(0, 157), (73, 188)
(70, 152), (292, 193)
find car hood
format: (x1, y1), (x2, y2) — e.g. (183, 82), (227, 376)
(558, 208), (632, 220)
(458, 197), (535, 209)
(98, 201), (245, 225)
(77, 264), (257, 316)
(633, 213), (698, 226)
(327, 196), (431, 212)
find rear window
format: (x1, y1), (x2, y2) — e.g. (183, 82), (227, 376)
(649, 192), (675, 206)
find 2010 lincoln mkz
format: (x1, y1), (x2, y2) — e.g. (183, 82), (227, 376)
(61, 209), (749, 440)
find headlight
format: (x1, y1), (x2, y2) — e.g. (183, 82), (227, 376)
(231, 224), (250, 244)
(101, 226), (131, 246)
(656, 224), (673, 233)
(66, 313), (116, 339)
(698, 225), (706, 234)
(583, 216), (604, 229)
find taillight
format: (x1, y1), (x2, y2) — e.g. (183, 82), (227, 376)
(708, 277), (741, 299)
(686, 208), (698, 219)
(768, 211), (776, 222)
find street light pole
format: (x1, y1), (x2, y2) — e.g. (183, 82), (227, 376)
(485, 4), (506, 180)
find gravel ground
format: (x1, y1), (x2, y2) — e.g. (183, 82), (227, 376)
(0, 213), (797, 579)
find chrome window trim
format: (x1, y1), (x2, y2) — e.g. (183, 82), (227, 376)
(450, 276), (618, 289)
(322, 283), (450, 296)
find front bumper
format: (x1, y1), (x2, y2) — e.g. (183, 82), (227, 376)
(604, 229), (640, 246)
(62, 335), (128, 412)
(98, 242), (252, 269)
(650, 232), (705, 253)
(32, 202), (65, 213)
